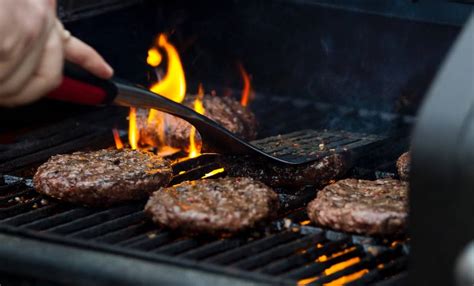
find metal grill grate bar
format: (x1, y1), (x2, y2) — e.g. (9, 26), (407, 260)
(258, 239), (348, 274)
(0, 189), (36, 204)
(20, 208), (96, 231)
(1, 204), (65, 226)
(122, 232), (175, 250)
(153, 238), (209, 255)
(284, 246), (363, 279)
(232, 233), (325, 270)
(0, 197), (43, 219)
(0, 131), (115, 174)
(179, 238), (247, 260)
(345, 257), (408, 286)
(94, 222), (150, 244)
(44, 205), (139, 234)
(311, 248), (400, 285)
(69, 211), (145, 239)
(205, 231), (303, 265)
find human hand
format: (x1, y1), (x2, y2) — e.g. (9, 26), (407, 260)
(0, 0), (113, 107)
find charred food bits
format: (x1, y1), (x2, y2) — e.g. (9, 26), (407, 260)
(145, 177), (278, 235)
(307, 179), (408, 236)
(33, 149), (173, 206)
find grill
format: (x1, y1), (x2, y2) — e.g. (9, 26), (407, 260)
(0, 105), (408, 286)
(1, 1), (469, 285)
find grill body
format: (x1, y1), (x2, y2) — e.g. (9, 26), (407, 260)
(1, 1), (471, 285)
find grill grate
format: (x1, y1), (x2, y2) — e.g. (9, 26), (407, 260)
(0, 129), (408, 286)
(0, 177), (408, 285)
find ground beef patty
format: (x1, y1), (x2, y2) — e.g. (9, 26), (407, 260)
(307, 179), (408, 236)
(137, 94), (258, 150)
(218, 153), (352, 188)
(396, 152), (410, 181)
(145, 177), (278, 234)
(33, 149), (173, 207)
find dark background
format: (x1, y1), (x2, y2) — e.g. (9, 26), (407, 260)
(1, 1), (471, 136)
(63, 0), (467, 115)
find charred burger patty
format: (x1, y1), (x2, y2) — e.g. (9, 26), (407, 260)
(145, 177), (278, 234)
(33, 149), (173, 206)
(307, 178), (408, 236)
(138, 94), (258, 149)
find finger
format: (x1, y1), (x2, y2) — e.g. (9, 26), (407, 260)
(0, 22), (64, 107)
(0, 9), (55, 99)
(64, 36), (113, 79)
(0, 0), (51, 81)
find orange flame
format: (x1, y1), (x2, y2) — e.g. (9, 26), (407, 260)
(145, 33), (187, 152)
(147, 48), (162, 67)
(112, 129), (124, 150)
(316, 246), (357, 263)
(323, 269), (369, 286)
(297, 247), (367, 286)
(128, 107), (139, 150)
(237, 63), (253, 107)
(202, 168), (225, 178)
(323, 257), (360, 275)
(188, 84), (205, 158)
(148, 34), (186, 102)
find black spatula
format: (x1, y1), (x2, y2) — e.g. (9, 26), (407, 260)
(47, 62), (327, 165)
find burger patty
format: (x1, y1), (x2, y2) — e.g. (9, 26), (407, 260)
(138, 94), (258, 150)
(307, 179), (408, 236)
(218, 153), (352, 188)
(33, 149), (173, 206)
(145, 177), (278, 234)
(396, 152), (410, 181)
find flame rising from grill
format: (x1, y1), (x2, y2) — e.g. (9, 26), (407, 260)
(149, 34), (186, 102)
(147, 48), (162, 67)
(112, 129), (124, 149)
(202, 168), (225, 178)
(145, 33), (187, 152)
(323, 257), (360, 275)
(297, 247), (368, 286)
(117, 33), (254, 161)
(188, 84), (205, 158)
(323, 269), (369, 286)
(128, 107), (139, 150)
(237, 63), (253, 107)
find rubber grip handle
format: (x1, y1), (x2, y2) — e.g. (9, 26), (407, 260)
(47, 61), (117, 105)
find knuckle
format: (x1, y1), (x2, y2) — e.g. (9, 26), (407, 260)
(24, 23), (43, 44)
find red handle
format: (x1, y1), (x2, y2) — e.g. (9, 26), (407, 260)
(47, 61), (117, 105)
(48, 76), (109, 105)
